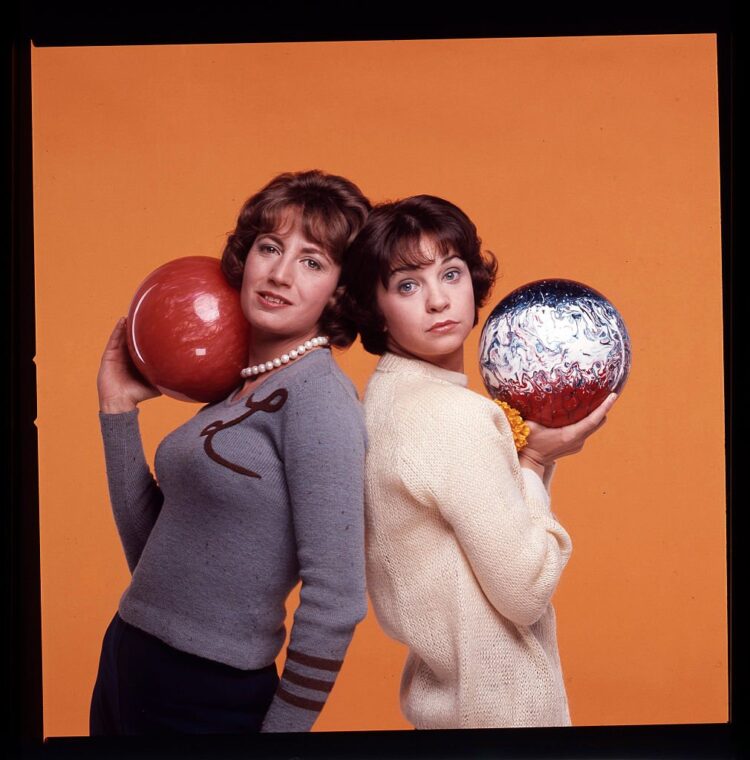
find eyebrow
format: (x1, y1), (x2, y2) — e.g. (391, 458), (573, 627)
(390, 253), (461, 276)
(258, 233), (329, 259)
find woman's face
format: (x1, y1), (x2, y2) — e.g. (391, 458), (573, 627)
(241, 208), (341, 345)
(376, 236), (475, 372)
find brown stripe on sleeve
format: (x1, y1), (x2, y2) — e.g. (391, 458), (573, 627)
(276, 686), (326, 712)
(284, 667), (335, 693)
(286, 647), (343, 672)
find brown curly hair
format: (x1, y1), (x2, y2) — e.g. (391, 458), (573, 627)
(340, 194), (498, 355)
(221, 170), (371, 348)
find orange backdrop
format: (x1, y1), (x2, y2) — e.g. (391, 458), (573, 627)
(31, 35), (726, 737)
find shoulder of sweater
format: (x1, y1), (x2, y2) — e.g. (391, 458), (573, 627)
(370, 370), (507, 451)
(392, 372), (498, 424)
(371, 377), (520, 500)
(281, 351), (363, 419)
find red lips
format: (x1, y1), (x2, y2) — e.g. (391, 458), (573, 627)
(428, 320), (458, 332)
(257, 290), (292, 306)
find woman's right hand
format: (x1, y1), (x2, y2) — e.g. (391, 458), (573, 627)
(519, 392), (618, 477)
(97, 318), (161, 413)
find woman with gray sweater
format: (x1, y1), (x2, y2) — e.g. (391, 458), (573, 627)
(91, 170), (371, 734)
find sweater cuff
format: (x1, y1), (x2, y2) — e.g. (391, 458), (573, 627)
(99, 408), (142, 459)
(261, 696), (319, 733)
(522, 467), (552, 519)
(99, 407), (140, 431)
(260, 648), (343, 732)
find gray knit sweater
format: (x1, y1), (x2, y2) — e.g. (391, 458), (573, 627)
(99, 349), (367, 732)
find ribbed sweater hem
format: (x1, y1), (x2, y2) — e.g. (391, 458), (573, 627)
(118, 596), (282, 671)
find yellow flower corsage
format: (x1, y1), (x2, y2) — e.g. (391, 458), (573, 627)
(493, 399), (530, 451)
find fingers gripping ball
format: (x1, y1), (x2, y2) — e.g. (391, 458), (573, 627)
(479, 279), (631, 428)
(126, 257), (251, 403)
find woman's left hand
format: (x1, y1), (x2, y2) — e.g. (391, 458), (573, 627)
(519, 392), (618, 473)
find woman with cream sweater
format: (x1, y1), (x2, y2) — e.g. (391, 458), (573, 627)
(340, 194), (616, 729)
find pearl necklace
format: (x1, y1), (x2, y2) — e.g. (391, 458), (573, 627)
(240, 336), (329, 378)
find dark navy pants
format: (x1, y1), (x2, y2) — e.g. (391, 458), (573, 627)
(90, 613), (278, 735)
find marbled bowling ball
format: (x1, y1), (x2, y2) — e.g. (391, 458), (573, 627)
(126, 256), (251, 403)
(479, 279), (631, 428)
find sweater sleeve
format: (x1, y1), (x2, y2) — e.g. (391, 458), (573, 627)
(260, 371), (368, 732)
(99, 410), (164, 573)
(395, 388), (572, 627)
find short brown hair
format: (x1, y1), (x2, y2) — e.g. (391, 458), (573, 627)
(340, 194), (497, 355)
(221, 170), (371, 347)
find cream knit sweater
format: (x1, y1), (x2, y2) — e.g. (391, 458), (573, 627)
(363, 353), (573, 729)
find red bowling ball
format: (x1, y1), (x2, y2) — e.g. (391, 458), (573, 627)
(126, 256), (251, 403)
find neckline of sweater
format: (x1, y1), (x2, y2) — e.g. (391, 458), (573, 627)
(376, 352), (468, 388)
(224, 347), (332, 407)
